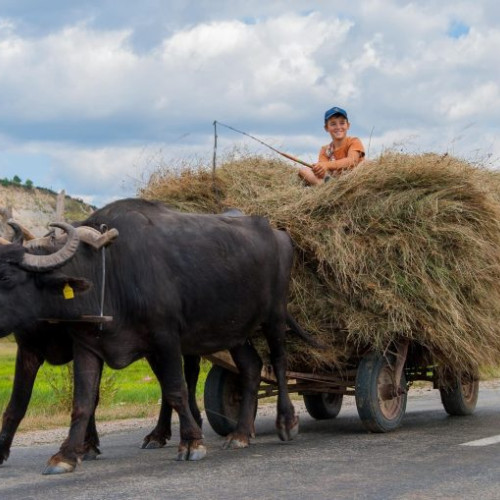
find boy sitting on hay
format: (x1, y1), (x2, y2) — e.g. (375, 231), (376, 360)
(299, 106), (365, 185)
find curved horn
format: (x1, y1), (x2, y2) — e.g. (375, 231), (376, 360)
(76, 226), (119, 249)
(7, 220), (26, 245)
(20, 222), (80, 272)
(7, 219), (36, 242)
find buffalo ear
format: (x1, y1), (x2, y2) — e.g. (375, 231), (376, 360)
(65, 277), (93, 293)
(36, 273), (93, 295)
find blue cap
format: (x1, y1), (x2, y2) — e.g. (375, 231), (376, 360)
(324, 106), (348, 122)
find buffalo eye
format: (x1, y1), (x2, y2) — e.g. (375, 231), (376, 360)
(0, 272), (15, 289)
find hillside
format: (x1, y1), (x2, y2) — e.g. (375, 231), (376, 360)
(0, 184), (95, 238)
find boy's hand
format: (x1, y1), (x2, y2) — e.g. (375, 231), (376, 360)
(312, 162), (328, 178)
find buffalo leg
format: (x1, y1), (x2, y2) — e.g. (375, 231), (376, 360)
(44, 348), (103, 475)
(0, 347), (42, 465)
(263, 319), (299, 441)
(141, 355), (174, 449)
(223, 341), (262, 449)
(58, 399), (102, 461)
(82, 410), (101, 460)
(149, 336), (205, 461)
(184, 355), (202, 428)
(141, 354), (202, 449)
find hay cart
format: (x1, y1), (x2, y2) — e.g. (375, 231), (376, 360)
(203, 339), (479, 435)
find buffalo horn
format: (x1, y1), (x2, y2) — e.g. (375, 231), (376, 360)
(7, 219), (36, 242)
(20, 222), (80, 271)
(75, 226), (119, 249)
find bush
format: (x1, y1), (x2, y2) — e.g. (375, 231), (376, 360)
(40, 363), (118, 412)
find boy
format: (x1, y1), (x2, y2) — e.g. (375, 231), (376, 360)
(299, 106), (365, 185)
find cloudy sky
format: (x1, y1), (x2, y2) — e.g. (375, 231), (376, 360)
(1, 1), (499, 206)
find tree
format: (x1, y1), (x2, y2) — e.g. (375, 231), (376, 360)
(12, 175), (22, 185)
(25, 179), (34, 189)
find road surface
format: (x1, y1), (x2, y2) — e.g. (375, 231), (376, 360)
(1, 384), (499, 499)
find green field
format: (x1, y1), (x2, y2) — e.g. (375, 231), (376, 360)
(0, 337), (210, 431)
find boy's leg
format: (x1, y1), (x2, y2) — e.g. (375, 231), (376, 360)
(298, 166), (323, 185)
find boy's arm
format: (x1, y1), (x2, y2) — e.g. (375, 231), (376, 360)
(328, 149), (363, 172)
(311, 146), (332, 177)
(326, 138), (365, 172)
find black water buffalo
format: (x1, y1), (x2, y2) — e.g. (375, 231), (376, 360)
(0, 327), (202, 466)
(0, 198), (300, 474)
(0, 224), (202, 467)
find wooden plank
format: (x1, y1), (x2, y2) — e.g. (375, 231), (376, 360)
(203, 351), (354, 387)
(286, 370), (356, 385)
(203, 352), (239, 374)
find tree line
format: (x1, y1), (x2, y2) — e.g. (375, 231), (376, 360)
(1, 175), (53, 193)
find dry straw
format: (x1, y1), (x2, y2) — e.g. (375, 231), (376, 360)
(140, 152), (500, 374)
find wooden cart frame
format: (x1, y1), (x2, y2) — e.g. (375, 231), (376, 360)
(203, 339), (480, 436)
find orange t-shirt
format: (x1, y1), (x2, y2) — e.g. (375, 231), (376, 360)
(318, 137), (365, 173)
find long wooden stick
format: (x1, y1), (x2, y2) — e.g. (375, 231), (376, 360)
(216, 121), (313, 168)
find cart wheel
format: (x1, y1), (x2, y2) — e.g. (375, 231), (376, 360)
(204, 365), (242, 436)
(439, 373), (479, 416)
(303, 393), (343, 420)
(355, 352), (407, 433)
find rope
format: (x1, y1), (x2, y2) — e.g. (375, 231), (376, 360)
(99, 224), (107, 331)
(204, 409), (238, 425)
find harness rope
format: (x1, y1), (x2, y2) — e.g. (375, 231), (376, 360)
(98, 224), (108, 331)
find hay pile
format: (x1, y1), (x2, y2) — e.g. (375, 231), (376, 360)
(140, 153), (500, 374)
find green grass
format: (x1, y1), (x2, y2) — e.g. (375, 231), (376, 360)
(0, 337), (210, 431)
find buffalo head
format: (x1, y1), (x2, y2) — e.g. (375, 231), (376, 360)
(0, 222), (92, 337)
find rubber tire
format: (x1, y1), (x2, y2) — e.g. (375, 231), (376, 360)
(204, 365), (242, 436)
(355, 352), (408, 433)
(439, 374), (479, 416)
(303, 393), (343, 420)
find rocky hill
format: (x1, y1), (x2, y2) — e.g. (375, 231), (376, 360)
(0, 184), (95, 238)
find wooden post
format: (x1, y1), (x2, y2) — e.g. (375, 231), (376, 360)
(55, 190), (65, 237)
(56, 190), (65, 222)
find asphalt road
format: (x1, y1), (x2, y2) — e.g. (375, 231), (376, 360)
(1, 387), (500, 500)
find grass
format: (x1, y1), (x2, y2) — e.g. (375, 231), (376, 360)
(0, 337), (210, 432)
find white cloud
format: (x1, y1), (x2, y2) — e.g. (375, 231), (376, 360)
(440, 82), (500, 120)
(0, 1), (499, 206)
(0, 23), (142, 120)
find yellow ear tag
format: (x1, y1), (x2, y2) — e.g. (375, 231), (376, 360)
(63, 283), (75, 300)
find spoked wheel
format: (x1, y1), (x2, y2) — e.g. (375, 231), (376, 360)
(204, 365), (242, 436)
(355, 352), (408, 433)
(303, 392), (343, 420)
(439, 371), (479, 416)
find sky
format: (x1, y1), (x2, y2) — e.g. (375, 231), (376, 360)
(1, 0), (499, 207)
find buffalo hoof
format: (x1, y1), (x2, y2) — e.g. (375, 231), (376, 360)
(42, 461), (75, 475)
(276, 414), (299, 442)
(176, 447), (189, 461)
(142, 440), (163, 450)
(83, 445), (101, 460)
(141, 431), (169, 450)
(0, 442), (10, 465)
(187, 445), (207, 461)
(83, 449), (100, 461)
(141, 437), (166, 450)
(176, 440), (206, 461)
(223, 434), (249, 450)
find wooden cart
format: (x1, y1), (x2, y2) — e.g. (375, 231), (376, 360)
(203, 339), (479, 436)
